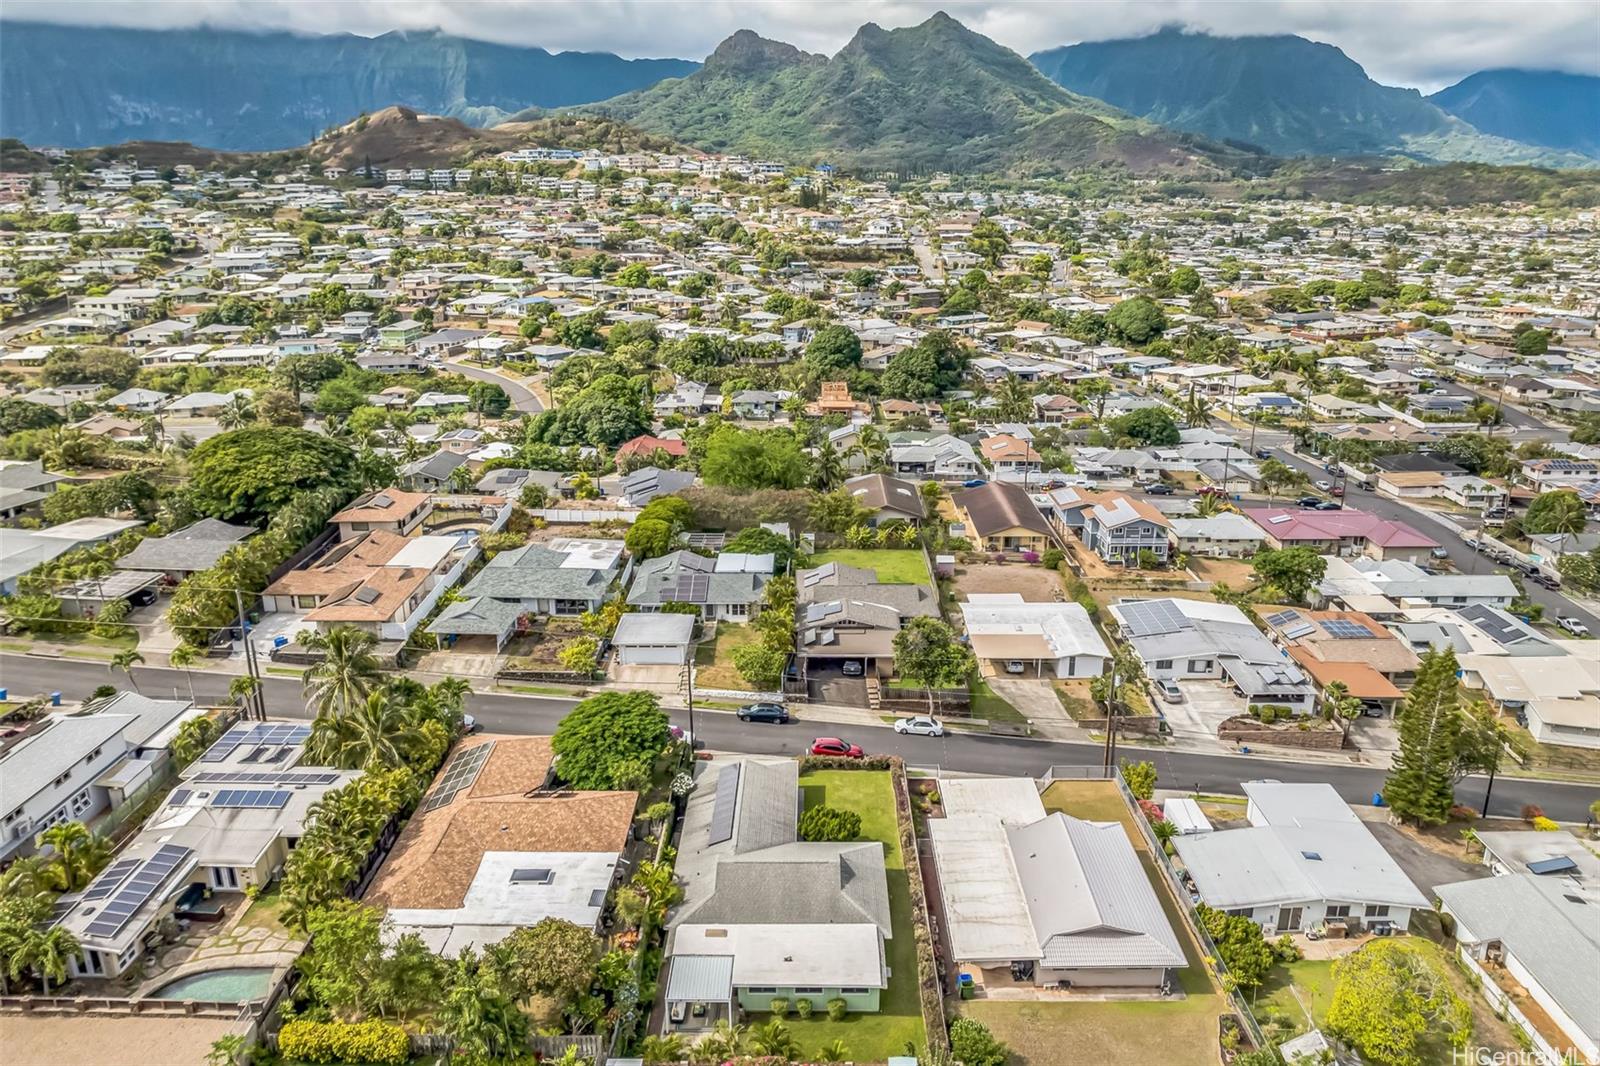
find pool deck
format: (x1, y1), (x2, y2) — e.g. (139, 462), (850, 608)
(124, 889), (303, 1000)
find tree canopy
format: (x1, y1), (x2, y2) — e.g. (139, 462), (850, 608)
(1384, 647), (1462, 826)
(188, 428), (360, 525)
(550, 692), (668, 790)
(1251, 546), (1327, 604)
(1326, 941), (1471, 1066)
(699, 425), (810, 491)
(803, 324), (863, 372)
(1104, 296), (1168, 346)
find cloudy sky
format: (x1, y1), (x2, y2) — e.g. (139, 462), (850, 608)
(5, 0), (1597, 91)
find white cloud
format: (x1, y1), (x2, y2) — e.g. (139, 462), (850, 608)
(3, 0), (1596, 91)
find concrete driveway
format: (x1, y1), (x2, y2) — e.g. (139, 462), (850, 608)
(985, 678), (1077, 739)
(1166, 679), (1246, 749)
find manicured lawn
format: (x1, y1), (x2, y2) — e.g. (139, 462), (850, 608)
(235, 885), (293, 937)
(969, 679), (1026, 723)
(964, 995), (1223, 1066)
(692, 623), (761, 691)
(810, 549), (931, 585)
(747, 770), (926, 1062)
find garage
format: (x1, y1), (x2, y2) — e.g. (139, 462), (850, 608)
(613, 613), (695, 666)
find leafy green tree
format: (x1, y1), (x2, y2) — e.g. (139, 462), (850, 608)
(893, 618), (976, 708)
(1119, 759), (1156, 800)
(1251, 547), (1327, 604)
(550, 692), (667, 790)
(1169, 266), (1202, 294)
(949, 1019), (1010, 1066)
(624, 518), (675, 560)
(1524, 490), (1586, 535)
(724, 526), (796, 571)
(0, 398), (62, 435)
(557, 636), (601, 677)
(1106, 407), (1180, 446)
(492, 918), (599, 1006)
(255, 389), (303, 427)
(1384, 647), (1462, 826)
(467, 381), (511, 417)
(1195, 905), (1275, 991)
(803, 325), (863, 372)
(1104, 297), (1168, 346)
(188, 428), (359, 524)
(1258, 458), (1308, 500)
(1326, 940), (1471, 1066)
(527, 374), (649, 448)
(967, 217), (1011, 266)
(41, 346), (139, 389)
(699, 425), (810, 490)
(1513, 328), (1549, 357)
(733, 643), (788, 689)
(438, 948), (530, 1061)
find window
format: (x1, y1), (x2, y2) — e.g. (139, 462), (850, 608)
(1225, 908), (1252, 918)
(746, 987), (777, 994)
(1188, 660), (1213, 673)
(1325, 904), (1352, 918)
(70, 789), (92, 816)
(1366, 905), (1390, 918)
(840, 988), (869, 995)
(1155, 660), (1173, 670)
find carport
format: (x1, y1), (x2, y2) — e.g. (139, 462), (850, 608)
(969, 631), (1056, 679)
(56, 570), (161, 617)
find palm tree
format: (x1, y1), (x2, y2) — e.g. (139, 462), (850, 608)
(630, 859), (684, 931)
(692, 1021), (746, 1063)
(0, 855), (61, 906)
(1533, 492), (1587, 536)
(993, 376), (1034, 423)
(28, 926), (78, 994)
(37, 822), (109, 891)
(849, 425), (888, 472)
(168, 643), (202, 701)
(301, 626), (382, 722)
(39, 427), (98, 471)
(109, 649), (144, 694)
(749, 1019), (800, 1060)
(327, 690), (417, 771)
(1193, 493), (1229, 518)
(814, 1040), (853, 1063)
(811, 439), (846, 492)
(217, 394), (255, 430)
(229, 674), (261, 718)
(1182, 385), (1212, 427)
(1320, 680), (1363, 740)
(639, 1034), (687, 1065)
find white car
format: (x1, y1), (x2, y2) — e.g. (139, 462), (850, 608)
(893, 715), (945, 737)
(1558, 616), (1590, 637)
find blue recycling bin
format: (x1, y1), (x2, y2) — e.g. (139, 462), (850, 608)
(50, 691), (62, 706)
(274, 635), (289, 649)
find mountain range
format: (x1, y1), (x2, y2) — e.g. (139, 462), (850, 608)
(1428, 70), (1600, 159)
(583, 14), (1247, 176)
(1030, 28), (1598, 166)
(0, 21), (698, 150)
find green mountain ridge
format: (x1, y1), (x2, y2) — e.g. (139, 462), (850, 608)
(1429, 69), (1600, 159)
(582, 13), (1254, 176)
(0, 21), (699, 150)
(1029, 28), (1593, 168)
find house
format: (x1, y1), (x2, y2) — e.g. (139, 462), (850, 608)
(1436, 874), (1600, 1065)
(103, 387), (168, 414)
(628, 550), (771, 621)
(164, 389), (252, 417)
(116, 518), (255, 579)
(0, 459), (64, 517)
(1455, 639), (1600, 750)
(805, 381), (871, 418)
(1109, 598), (1313, 710)
(888, 432), (982, 480)
(0, 519), (143, 595)
(795, 562), (939, 680)
(1172, 782), (1428, 936)
(662, 757), (892, 1034)
(0, 693), (202, 863)
(1053, 489), (1171, 566)
(364, 735), (635, 955)
(619, 466), (696, 507)
(297, 534), (469, 641)
(1168, 513), (1267, 558)
(978, 433), (1042, 474)
(73, 413), (146, 441)
(53, 720), (356, 979)
(1242, 507), (1439, 564)
(958, 595), (1108, 679)
(1318, 557), (1516, 611)
(401, 449), (471, 491)
(1256, 607), (1417, 712)
(430, 538), (625, 648)
(843, 473), (924, 526)
(331, 488), (433, 540)
(378, 318), (425, 350)
(929, 777), (1184, 990)
(616, 435), (688, 461)
(1474, 829), (1600, 882)
(950, 481), (1055, 555)
(612, 612), (695, 667)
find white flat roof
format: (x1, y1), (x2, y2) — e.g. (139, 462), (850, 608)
(387, 535), (459, 570)
(939, 777), (1046, 826)
(672, 922), (886, 988)
(929, 814), (1040, 963)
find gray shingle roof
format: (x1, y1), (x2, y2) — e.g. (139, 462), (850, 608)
(461, 545), (614, 601)
(117, 518), (254, 573)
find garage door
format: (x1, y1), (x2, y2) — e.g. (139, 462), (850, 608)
(620, 645), (682, 666)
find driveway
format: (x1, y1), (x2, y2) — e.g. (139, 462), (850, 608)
(1360, 817), (1492, 896)
(985, 678), (1077, 739)
(1167, 679), (1245, 750)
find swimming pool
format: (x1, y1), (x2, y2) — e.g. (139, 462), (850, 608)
(148, 966), (275, 1001)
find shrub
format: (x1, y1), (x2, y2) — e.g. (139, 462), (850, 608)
(1021, 551), (1040, 564)
(798, 805), (862, 842)
(826, 997), (848, 1021)
(769, 997), (790, 1018)
(90, 684), (117, 700)
(278, 1020), (408, 1066)
(949, 1018), (1010, 1066)
(1521, 804), (1545, 823)
(1532, 816), (1560, 831)
(1449, 805), (1480, 822)
(1273, 934), (1303, 964)
(794, 997), (814, 1019)
(1040, 548), (1065, 569)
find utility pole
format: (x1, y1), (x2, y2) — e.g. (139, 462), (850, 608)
(233, 588), (266, 721)
(1101, 655), (1118, 771)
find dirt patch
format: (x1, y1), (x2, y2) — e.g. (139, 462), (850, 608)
(1187, 556), (1257, 586)
(950, 561), (1064, 603)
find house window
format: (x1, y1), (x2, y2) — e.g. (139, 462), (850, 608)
(794, 987), (823, 994)
(1188, 660), (1213, 673)
(1325, 904), (1352, 919)
(724, 602), (749, 619)
(1366, 905), (1390, 918)
(553, 599), (587, 616)
(70, 789), (92, 816)
(1155, 660), (1173, 670)
(746, 987), (777, 994)
(1225, 908), (1252, 918)
(840, 987), (869, 995)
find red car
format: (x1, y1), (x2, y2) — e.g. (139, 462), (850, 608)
(809, 737), (864, 758)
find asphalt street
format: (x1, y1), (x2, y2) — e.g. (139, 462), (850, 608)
(5, 653), (1594, 821)
(445, 359), (544, 413)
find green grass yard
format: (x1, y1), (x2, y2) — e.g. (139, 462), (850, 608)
(692, 623), (762, 691)
(809, 549), (931, 585)
(742, 769), (926, 1062)
(1255, 958), (1335, 1039)
(969, 679), (1026, 723)
(964, 995), (1223, 1066)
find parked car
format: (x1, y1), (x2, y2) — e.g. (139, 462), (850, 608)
(1255, 449), (1273, 460)
(1297, 496), (1323, 508)
(894, 715), (945, 737)
(1154, 679), (1183, 704)
(738, 702), (790, 724)
(1331, 484), (1345, 497)
(1197, 486), (1229, 497)
(1143, 483), (1175, 496)
(1482, 507), (1508, 520)
(126, 587), (158, 608)
(1313, 501), (1342, 511)
(963, 478), (988, 488)
(1533, 572), (1562, 590)
(1004, 660), (1026, 674)
(810, 737), (865, 758)
(1431, 547), (1451, 560)
(841, 660), (865, 677)
(1558, 616), (1590, 637)
(1315, 479), (1334, 491)
(1360, 702), (1387, 718)
(461, 714), (482, 735)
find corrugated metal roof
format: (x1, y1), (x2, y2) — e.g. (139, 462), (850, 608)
(664, 954), (734, 1002)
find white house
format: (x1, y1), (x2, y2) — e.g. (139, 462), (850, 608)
(958, 594), (1109, 679)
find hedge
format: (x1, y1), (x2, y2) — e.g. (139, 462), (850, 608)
(278, 1019), (409, 1065)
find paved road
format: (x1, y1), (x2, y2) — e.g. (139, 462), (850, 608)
(446, 359), (543, 414)
(1267, 447), (1600, 630)
(7, 654), (1594, 820)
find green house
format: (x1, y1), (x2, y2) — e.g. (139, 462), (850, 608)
(378, 318), (424, 350)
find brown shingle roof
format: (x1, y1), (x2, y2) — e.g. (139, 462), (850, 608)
(952, 481), (1052, 537)
(332, 488), (431, 524)
(362, 736), (636, 912)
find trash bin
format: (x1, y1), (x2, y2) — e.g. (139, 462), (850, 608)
(958, 973), (975, 1000)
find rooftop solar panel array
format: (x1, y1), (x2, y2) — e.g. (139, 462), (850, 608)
(1320, 619), (1376, 639)
(660, 572), (710, 603)
(191, 771), (340, 785)
(200, 722), (311, 762)
(81, 858), (141, 901)
(708, 763), (742, 846)
(1118, 599), (1192, 637)
(211, 789), (291, 809)
(1264, 609), (1302, 628)
(83, 844), (192, 941)
(420, 741), (495, 813)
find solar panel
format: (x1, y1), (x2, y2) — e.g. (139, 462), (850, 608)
(421, 741), (495, 813)
(86, 845), (192, 940)
(1320, 619), (1376, 639)
(82, 858), (141, 901)
(1528, 856), (1578, 876)
(168, 789), (192, 806)
(199, 723), (310, 762)
(708, 763), (741, 846)
(1283, 623), (1318, 640)
(1264, 609), (1302, 628)
(211, 789), (291, 809)
(1119, 599), (1190, 637)
(191, 771), (338, 785)
(199, 724), (254, 762)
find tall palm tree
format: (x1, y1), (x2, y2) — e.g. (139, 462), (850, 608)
(811, 439), (846, 492)
(331, 690), (417, 771)
(109, 649), (144, 694)
(849, 425), (888, 473)
(168, 643), (201, 702)
(28, 926), (78, 994)
(301, 626), (382, 722)
(1182, 385), (1212, 427)
(0, 855), (60, 906)
(993, 376), (1034, 423)
(37, 822), (109, 891)
(217, 394), (255, 430)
